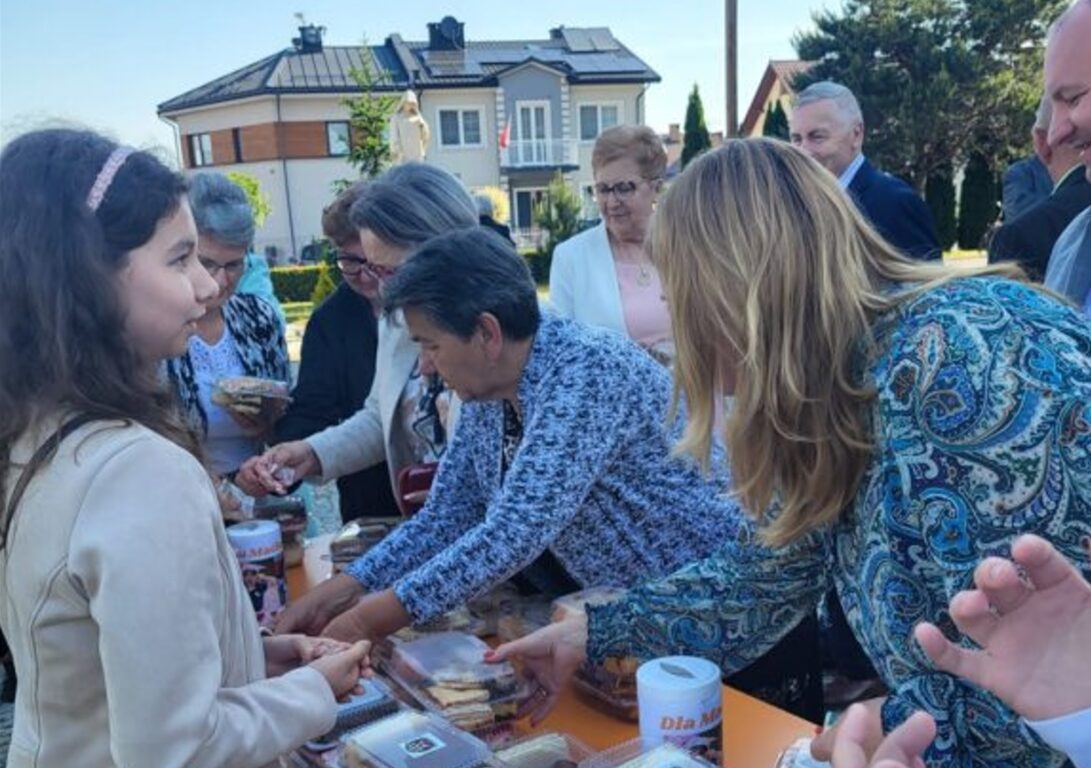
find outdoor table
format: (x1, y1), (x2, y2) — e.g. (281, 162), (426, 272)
(287, 534), (816, 768)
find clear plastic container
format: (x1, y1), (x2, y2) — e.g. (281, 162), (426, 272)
(330, 519), (399, 567)
(341, 710), (492, 768)
(571, 672), (638, 722)
(304, 677), (403, 751)
(550, 591), (640, 720)
(212, 375), (291, 401)
(382, 632), (529, 744)
(495, 595), (554, 644)
(389, 632), (516, 690)
(578, 740), (717, 768)
(774, 739), (830, 767)
(494, 732), (594, 768)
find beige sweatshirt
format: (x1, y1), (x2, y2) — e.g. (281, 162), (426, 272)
(1, 418), (336, 767)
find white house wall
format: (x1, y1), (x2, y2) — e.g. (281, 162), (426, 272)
(169, 99), (278, 133)
(278, 94), (352, 122)
(184, 156), (357, 263)
(570, 83), (644, 188)
(419, 88), (499, 190)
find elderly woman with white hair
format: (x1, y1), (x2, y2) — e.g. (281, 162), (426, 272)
(165, 172), (289, 477)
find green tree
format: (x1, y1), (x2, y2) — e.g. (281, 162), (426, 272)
(681, 84), (712, 169)
(533, 174), (581, 283)
(958, 151), (999, 250)
(225, 171), (271, 228)
(762, 101), (790, 140)
(343, 40), (399, 178)
(793, 0), (1065, 190)
(925, 162), (957, 250)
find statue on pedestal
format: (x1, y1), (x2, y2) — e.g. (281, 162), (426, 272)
(389, 91), (430, 164)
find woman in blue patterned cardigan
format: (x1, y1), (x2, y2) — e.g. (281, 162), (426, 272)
(279, 227), (743, 646)
(494, 139), (1091, 767)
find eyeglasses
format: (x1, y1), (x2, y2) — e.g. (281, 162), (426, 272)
(199, 257), (246, 278)
(593, 178), (659, 201)
(335, 253), (399, 280)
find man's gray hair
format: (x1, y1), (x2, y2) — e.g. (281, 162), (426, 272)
(794, 81), (864, 126)
(349, 162), (477, 249)
(188, 172), (255, 247)
(1034, 94), (1052, 132)
(474, 192), (494, 218)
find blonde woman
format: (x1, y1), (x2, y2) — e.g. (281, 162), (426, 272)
(491, 139), (1091, 766)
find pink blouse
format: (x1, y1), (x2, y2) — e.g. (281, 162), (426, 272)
(614, 261), (673, 363)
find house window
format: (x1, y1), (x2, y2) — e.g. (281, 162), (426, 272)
(232, 128), (243, 163)
(327, 121), (351, 156)
(579, 103), (621, 141)
(189, 133), (213, 167)
(438, 108), (485, 147)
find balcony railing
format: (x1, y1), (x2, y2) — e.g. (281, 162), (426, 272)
(500, 139), (580, 169)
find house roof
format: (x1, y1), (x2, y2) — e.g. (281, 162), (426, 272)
(739, 59), (814, 136)
(158, 26), (659, 115)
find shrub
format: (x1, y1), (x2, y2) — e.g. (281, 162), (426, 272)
(271, 265), (322, 302)
(310, 262), (338, 304)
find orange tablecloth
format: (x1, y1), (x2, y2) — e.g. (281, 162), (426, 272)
(287, 535), (815, 768)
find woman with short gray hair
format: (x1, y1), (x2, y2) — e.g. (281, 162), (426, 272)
(262, 227), (742, 645)
(237, 163), (477, 526)
(165, 172), (289, 478)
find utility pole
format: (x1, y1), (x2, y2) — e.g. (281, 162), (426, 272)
(725, 0), (738, 137)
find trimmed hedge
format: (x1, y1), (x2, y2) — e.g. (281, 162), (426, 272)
(271, 265), (343, 303)
(282, 301), (314, 325)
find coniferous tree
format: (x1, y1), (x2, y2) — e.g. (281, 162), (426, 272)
(762, 101), (790, 140)
(925, 162), (957, 250)
(681, 84), (712, 169)
(958, 152), (999, 250)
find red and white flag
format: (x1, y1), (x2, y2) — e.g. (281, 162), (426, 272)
(498, 117), (512, 149)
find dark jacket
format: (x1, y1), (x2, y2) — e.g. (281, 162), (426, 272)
(479, 215), (514, 244)
(849, 159), (941, 261)
(989, 167), (1091, 281)
(275, 283), (399, 521)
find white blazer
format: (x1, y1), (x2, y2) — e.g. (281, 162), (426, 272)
(306, 312), (461, 495)
(548, 223), (628, 336)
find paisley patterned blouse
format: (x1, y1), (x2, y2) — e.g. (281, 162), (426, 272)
(586, 277), (1091, 767)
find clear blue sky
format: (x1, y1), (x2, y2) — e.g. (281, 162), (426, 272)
(0, 0), (833, 155)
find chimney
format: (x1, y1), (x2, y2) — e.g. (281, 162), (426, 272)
(293, 24), (325, 53)
(427, 16), (465, 51)
(668, 123), (681, 143)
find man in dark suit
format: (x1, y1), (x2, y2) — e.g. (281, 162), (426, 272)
(475, 193), (515, 244)
(990, 95), (1091, 281)
(1042, 0), (1091, 316)
(1002, 154), (1053, 222)
(790, 81), (941, 261)
(274, 183), (400, 522)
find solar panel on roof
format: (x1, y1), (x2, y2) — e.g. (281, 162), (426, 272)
(588, 30), (619, 51)
(560, 28), (594, 52)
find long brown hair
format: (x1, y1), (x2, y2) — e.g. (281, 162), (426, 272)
(649, 138), (1020, 546)
(0, 129), (201, 549)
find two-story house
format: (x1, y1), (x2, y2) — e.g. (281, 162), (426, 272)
(158, 18), (660, 260)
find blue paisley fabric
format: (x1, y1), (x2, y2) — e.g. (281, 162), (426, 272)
(586, 277), (1091, 767)
(344, 314), (742, 624)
